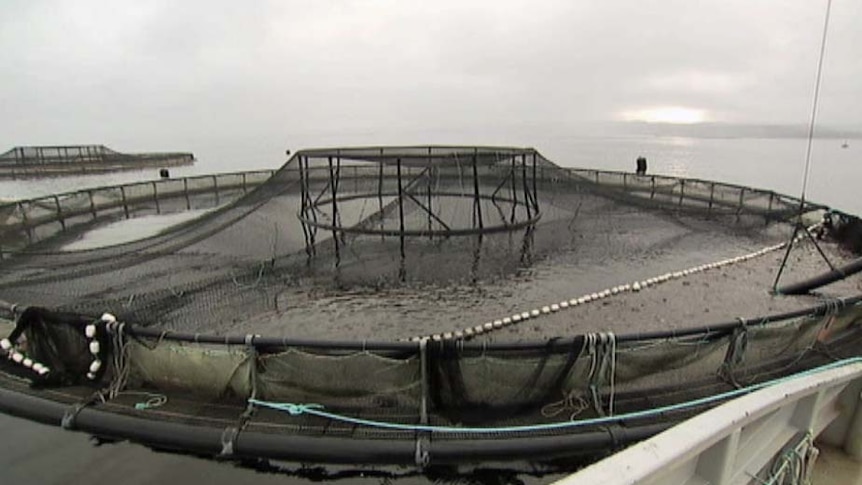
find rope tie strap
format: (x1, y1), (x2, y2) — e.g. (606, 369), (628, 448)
(103, 321), (130, 400)
(541, 390), (590, 421)
(242, 338), (260, 419)
(719, 322), (749, 389)
(275, 403), (325, 416)
(585, 334), (602, 416)
(133, 393), (167, 410)
(414, 436), (430, 468)
(220, 426), (240, 457)
(61, 402), (88, 430)
(764, 432), (817, 485)
(586, 332), (617, 417)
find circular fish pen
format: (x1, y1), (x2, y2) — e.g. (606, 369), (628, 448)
(1, 145), (862, 473)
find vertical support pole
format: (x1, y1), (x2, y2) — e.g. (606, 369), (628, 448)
(650, 176), (656, 200)
(397, 157), (406, 281)
(242, 172), (248, 193)
(299, 156), (307, 218)
(18, 202), (33, 243)
(52, 194), (64, 230)
(623, 172), (628, 190)
(213, 175), (220, 205)
(427, 147), (433, 237)
(120, 186), (129, 219)
(531, 152), (539, 215)
(510, 156), (518, 224)
(522, 154), (532, 220)
(305, 156), (317, 253)
(88, 190), (97, 220)
(328, 156), (340, 265)
(708, 183), (715, 213)
(152, 181), (161, 214)
(472, 149), (483, 230)
(299, 156), (311, 259)
(184, 178), (191, 210)
(678, 179), (685, 207)
(378, 148), (385, 239)
(737, 187), (746, 217)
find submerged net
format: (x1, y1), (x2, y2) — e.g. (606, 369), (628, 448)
(0, 145), (857, 468)
(0, 147), (819, 333)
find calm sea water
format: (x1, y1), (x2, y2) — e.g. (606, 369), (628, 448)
(0, 134), (859, 485)
(2, 135), (858, 215)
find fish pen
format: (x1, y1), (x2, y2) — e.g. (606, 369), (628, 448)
(1, 145), (860, 473)
(0, 145), (195, 179)
(0, 169), (274, 257)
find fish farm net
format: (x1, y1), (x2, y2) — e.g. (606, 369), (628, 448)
(1, 145), (860, 470)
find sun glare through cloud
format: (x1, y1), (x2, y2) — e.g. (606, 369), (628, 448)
(621, 106), (708, 124)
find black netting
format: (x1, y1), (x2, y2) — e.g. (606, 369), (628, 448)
(1, 146), (859, 467)
(1, 307), (108, 386)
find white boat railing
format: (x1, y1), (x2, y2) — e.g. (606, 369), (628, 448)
(555, 359), (862, 485)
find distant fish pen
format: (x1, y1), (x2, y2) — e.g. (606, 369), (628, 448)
(0, 145), (195, 178)
(1, 145), (861, 472)
(0, 169), (274, 257)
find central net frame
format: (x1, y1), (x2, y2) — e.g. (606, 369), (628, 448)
(295, 147), (543, 263)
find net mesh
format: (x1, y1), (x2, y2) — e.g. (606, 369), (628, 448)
(0, 145), (858, 466)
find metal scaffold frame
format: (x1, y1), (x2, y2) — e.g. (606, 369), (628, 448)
(296, 146), (542, 261)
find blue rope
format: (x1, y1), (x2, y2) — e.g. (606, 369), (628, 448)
(249, 357), (862, 434)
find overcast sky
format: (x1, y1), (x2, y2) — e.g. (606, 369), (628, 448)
(1, 0), (860, 166)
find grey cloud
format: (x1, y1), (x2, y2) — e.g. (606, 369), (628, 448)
(0, 0), (859, 166)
